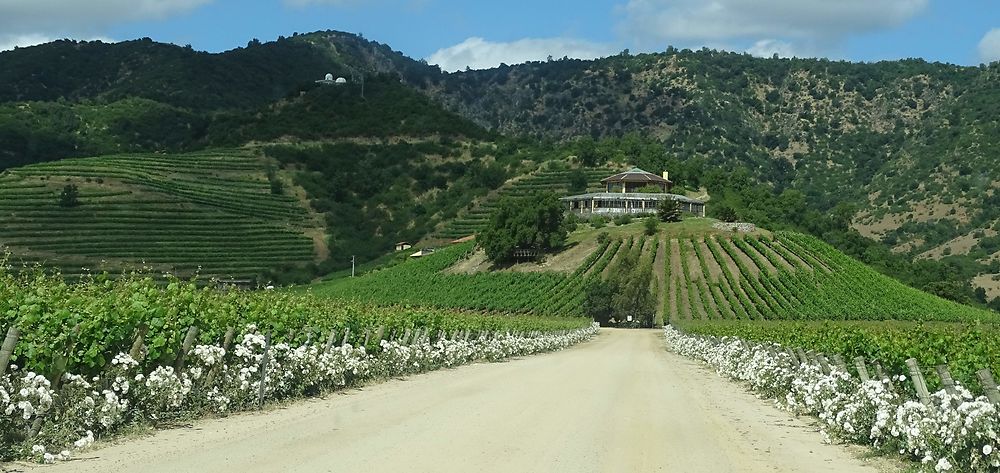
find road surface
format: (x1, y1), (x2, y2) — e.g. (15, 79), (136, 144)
(16, 329), (896, 473)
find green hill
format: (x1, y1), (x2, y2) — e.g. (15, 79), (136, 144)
(314, 219), (995, 322)
(0, 149), (320, 281)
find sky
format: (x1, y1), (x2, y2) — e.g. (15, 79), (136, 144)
(0, 0), (997, 71)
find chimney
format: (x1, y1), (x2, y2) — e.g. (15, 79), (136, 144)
(662, 171), (669, 181)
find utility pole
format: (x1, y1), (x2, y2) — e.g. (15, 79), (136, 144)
(351, 255), (356, 277)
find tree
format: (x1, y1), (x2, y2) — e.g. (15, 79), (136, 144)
(712, 204), (738, 222)
(657, 198), (681, 222)
(584, 280), (615, 326)
(567, 169), (588, 193)
(59, 184), (79, 208)
(478, 193), (567, 263)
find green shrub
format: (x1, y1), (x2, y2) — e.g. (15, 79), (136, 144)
(613, 214), (633, 226)
(643, 216), (659, 236)
(590, 216), (607, 228)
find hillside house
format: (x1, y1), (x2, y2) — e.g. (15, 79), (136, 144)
(560, 167), (706, 217)
(395, 241), (412, 251)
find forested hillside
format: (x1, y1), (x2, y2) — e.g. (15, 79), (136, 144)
(2, 31), (999, 299)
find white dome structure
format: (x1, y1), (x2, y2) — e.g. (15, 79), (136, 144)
(324, 73), (334, 81)
(335, 77), (347, 84)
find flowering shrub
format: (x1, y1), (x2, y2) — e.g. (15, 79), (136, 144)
(1, 323), (598, 462)
(664, 326), (1000, 473)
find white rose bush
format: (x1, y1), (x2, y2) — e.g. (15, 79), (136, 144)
(1, 323), (597, 463)
(664, 325), (1000, 472)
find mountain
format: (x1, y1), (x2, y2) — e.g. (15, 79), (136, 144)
(2, 31), (999, 302)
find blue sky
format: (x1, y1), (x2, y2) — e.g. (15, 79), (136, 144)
(0, 0), (997, 71)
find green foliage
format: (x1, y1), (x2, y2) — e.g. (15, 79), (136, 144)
(613, 214), (633, 226)
(478, 193), (567, 263)
(567, 168), (588, 193)
(0, 265), (589, 377)
(657, 198), (681, 222)
(710, 204), (738, 222)
(590, 216), (607, 228)
(584, 279), (615, 325)
(58, 184), (79, 208)
(643, 216), (659, 236)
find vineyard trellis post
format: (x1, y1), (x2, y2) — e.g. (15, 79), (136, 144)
(323, 330), (338, 353)
(0, 326), (21, 376)
(341, 327), (351, 348)
(905, 358), (931, 405)
(977, 369), (1000, 405)
(129, 324), (148, 361)
(935, 365), (958, 396)
(854, 356), (871, 382)
(174, 326), (200, 371)
(257, 332), (272, 409)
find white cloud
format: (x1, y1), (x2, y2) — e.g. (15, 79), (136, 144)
(427, 37), (616, 72)
(979, 28), (1000, 63)
(0, 34), (116, 52)
(745, 39), (799, 58)
(0, 34), (54, 52)
(620, 0), (927, 50)
(0, 0), (213, 34)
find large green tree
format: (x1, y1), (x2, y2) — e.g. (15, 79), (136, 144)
(478, 193), (567, 263)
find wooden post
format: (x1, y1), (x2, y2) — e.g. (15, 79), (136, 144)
(794, 348), (808, 366)
(0, 326), (21, 376)
(323, 330), (338, 353)
(174, 326), (200, 371)
(128, 324), (149, 362)
(363, 329), (371, 347)
(222, 327), (236, 354)
(785, 347), (800, 365)
(874, 362), (888, 381)
(977, 369), (1000, 405)
(341, 327), (351, 348)
(817, 354), (832, 375)
(906, 358), (931, 405)
(935, 365), (958, 396)
(854, 356), (871, 382)
(257, 332), (272, 408)
(830, 354), (849, 374)
(402, 329), (412, 345)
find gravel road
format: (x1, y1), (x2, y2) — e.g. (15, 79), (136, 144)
(15, 329), (897, 473)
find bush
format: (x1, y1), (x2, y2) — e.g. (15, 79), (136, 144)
(643, 216), (659, 235)
(613, 214), (633, 226)
(590, 216), (607, 228)
(58, 184), (80, 208)
(596, 231), (610, 245)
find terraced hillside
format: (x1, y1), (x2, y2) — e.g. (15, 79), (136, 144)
(665, 232), (996, 322)
(433, 167), (615, 240)
(0, 150), (321, 281)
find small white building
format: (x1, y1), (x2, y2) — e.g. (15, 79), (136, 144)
(315, 73), (348, 85)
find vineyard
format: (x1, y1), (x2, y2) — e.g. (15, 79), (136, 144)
(0, 150), (320, 281)
(0, 262), (594, 461)
(664, 231), (996, 322)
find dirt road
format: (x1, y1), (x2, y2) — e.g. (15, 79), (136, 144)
(18, 330), (896, 473)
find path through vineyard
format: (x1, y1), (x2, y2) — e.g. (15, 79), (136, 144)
(20, 330), (897, 473)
